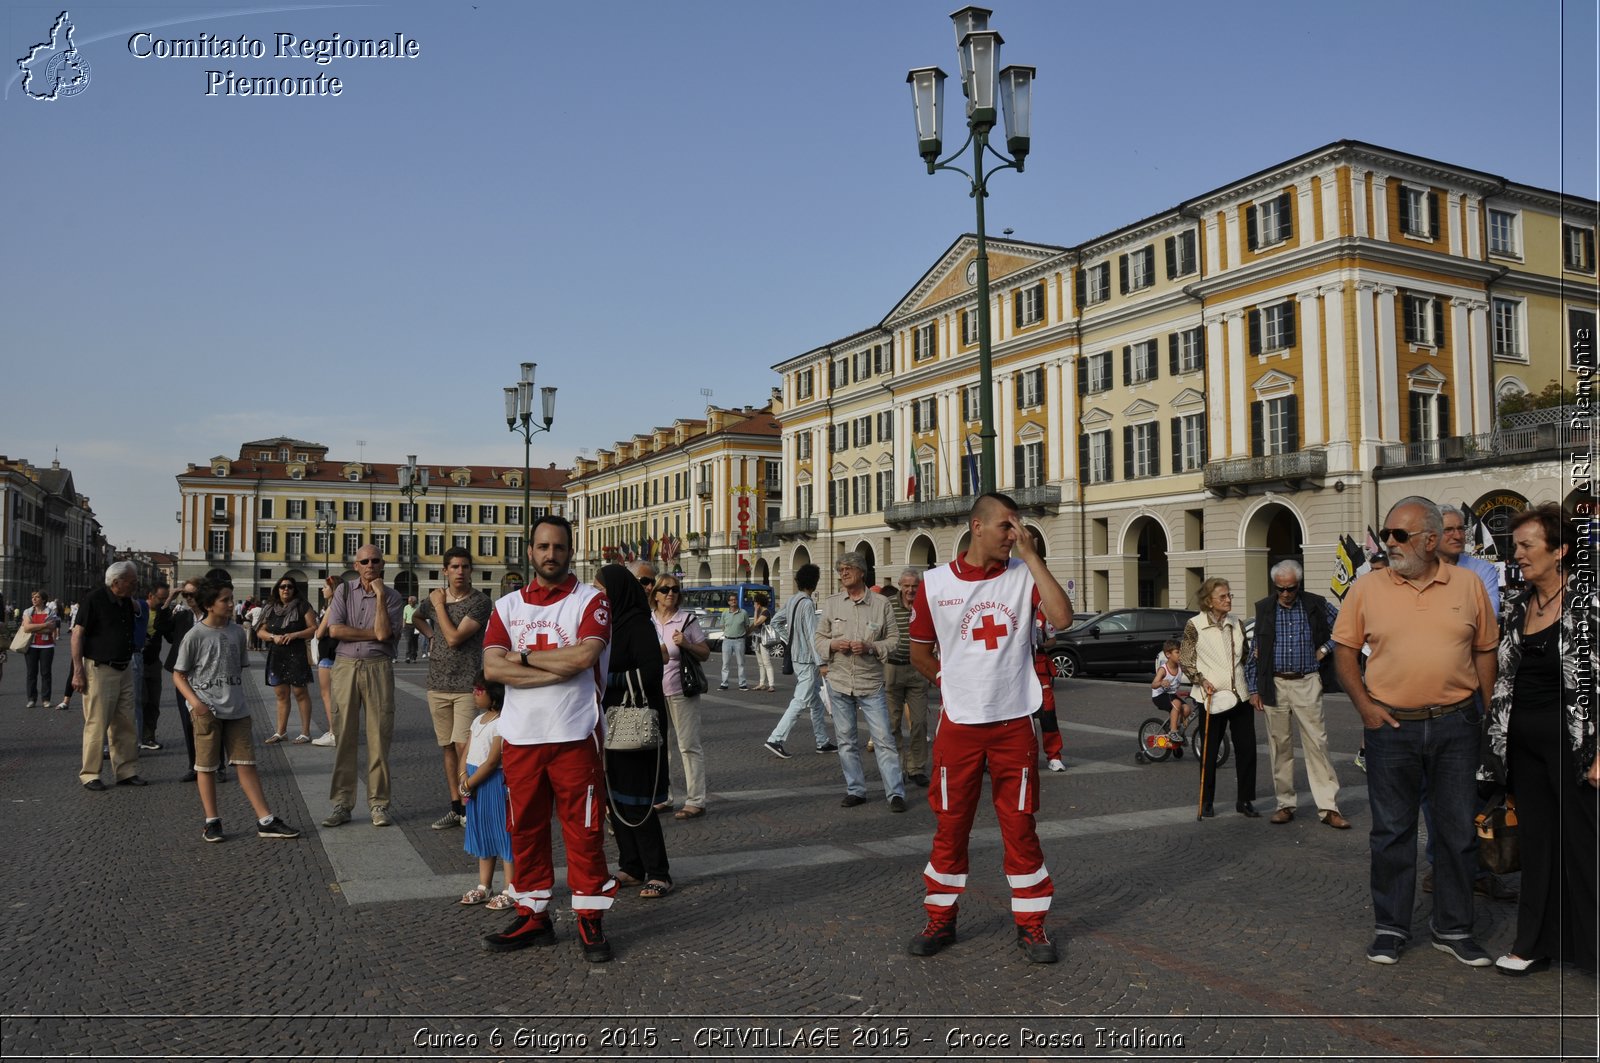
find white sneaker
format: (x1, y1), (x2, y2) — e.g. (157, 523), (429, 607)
(311, 732), (336, 747)
(1047, 758), (1067, 772)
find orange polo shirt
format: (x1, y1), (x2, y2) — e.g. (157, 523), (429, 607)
(1331, 562), (1497, 709)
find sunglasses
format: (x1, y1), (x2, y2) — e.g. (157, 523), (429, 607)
(656, 586), (679, 594)
(277, 584), (295, 591)
(1274, 584), (1302, 595)
(355, 557), (383, 565)
(1378, 528), (1419, 543)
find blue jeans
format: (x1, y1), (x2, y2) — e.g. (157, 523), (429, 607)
(830, 686), (904, 801)
(720, 638), (747, 687)
(767, 662), (831, 748)
(1365, 708), (1480, 941)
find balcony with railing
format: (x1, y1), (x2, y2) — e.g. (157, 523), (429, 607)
(770, 516), (819, 538)
(1377, 421), (1589, 476)
(204, 550), (231, 562)
(762, 481), (783, 500)
(694, 480), (712, 498)
(1203, 448), (1328, 493)
(884, 484), (1061, 527)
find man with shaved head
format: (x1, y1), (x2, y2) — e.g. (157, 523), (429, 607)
(907, 492), (1072, 963)
(1333, 496), (1498, 968)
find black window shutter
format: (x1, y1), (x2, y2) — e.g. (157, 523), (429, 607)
(1397, 188), (1412, 235)
(1196, 328), (1207, 372)
(1165, 236), (1177, 279)
(1077, 361), (1088, 397)
(1151, 424), (1161, 477)
(1249, 310), (1263, 355)
(1250, 401), (1264, 457)
(1119, 254), (1129, 294)
(1078, 433), (1088, 479)
(1122, 345), (1131, 386)
(1433, 298), (1445, 346)
(1427, 192), (1440, 239)
(1013, 289), (1023, 328)
(1284, 300), (1298, 348)
(1246, 204), (1259, 250)
(1169, 333), (1180, 375)
(1013, 446), (1023, 486)
(1200, 420), (1209, 464)
(1277, 192), (1292, 239)
(1438, 398), (1450, 438)
(1122, 426), (1134, 480)
(1171, 417), (1183, 470)
(1015, 376), (1025, 409)
(1150, 344), (1160, 381)
(1075, 269), (1086, 310)
(1409, 392), (1422, 441)
(1285, 395), (1300, 451)
(1584, 229), (1596, 267)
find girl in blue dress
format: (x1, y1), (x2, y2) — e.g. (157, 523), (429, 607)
(459, 672), (514, 909)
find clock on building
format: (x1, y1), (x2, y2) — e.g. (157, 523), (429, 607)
(965, 260), (978, 286)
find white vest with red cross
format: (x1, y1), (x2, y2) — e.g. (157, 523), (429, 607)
(485, 581), (609, 745)
(921, 558), (1041, 725)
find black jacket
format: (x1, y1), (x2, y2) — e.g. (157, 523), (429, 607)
(1252, 589), (1336, 705)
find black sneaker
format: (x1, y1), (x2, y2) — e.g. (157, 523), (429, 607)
(1432, 933), (1493, 967)
(576, 913), (612, 963)
(483, 911), (556, 952)
(763, 739), (791, 759)
(1367, 932), (1404, 965)
(816, 742), (839, 753)
(840, 794), (867, 808)
(908, 918), (957, 957)
(1016, 923), (1060, 963)
(257, 816), (301, 839)
(202, 820), (224, 844)
(888, 795), (907, 813)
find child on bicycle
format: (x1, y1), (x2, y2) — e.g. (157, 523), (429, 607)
(1151, 640), (1191, 744)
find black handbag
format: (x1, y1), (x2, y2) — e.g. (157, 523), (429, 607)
(1476, 793), (1520, 875)
(680, 651), (708, 698)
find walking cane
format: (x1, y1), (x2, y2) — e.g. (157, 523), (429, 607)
(1195, 693), (1211, 821)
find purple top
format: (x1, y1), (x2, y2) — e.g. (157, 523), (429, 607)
(326, 580), (405, 659)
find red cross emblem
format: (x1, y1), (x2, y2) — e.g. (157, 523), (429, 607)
(971, 613), (1009, 651)
(531, 633), (557, 651)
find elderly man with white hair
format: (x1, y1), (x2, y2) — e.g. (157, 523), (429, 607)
(71, 560), (146, 790)
(1245, 559), (1347, 829)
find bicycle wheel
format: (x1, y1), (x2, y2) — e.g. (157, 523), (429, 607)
(1136, 718), (1171, 763)
(1191, 714), (1233, 769)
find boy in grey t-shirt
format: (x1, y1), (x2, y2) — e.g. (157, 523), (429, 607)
(174, 579), (300, 844)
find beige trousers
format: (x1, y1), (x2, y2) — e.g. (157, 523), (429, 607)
(1264, 673), (1341, 814)
(80, 660), (138, 783)
(329, 657), (396, 811)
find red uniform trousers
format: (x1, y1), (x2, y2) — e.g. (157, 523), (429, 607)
(502, 731), (617, 916)
(1032, 654), (1062, 760)
(922, 715), (1053, 927)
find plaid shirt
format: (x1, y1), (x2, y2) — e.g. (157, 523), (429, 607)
(1245, 597), (1337, 694)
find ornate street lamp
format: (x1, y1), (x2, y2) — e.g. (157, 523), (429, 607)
(504, 361), (557, 584)
(908, 5), (1034, 494)
(398, 454), (429, 599)
(315, 503), (337, 604)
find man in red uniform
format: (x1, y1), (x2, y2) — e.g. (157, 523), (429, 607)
(908, 492), (1072, 963)
(481, 516), (616, 962)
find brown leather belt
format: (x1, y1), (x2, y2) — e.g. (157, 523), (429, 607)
(1380, 696), (1474, 722)
(1274, 671), (1309, 680)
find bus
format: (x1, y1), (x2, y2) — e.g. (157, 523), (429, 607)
(679, 583), (775, 620)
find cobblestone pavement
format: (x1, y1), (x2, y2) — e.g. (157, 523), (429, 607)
(1, 650), (1594, 1061)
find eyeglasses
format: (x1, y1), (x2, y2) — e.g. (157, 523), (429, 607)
(639, 578), (655, 588)
(657, 587), (679, 594)
(355, 557), (383, 565)
(277, 584), (295, 591)
(1378, 528), (1416, 544)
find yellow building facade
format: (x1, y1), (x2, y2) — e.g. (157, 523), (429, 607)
(175, 437), (568, 603)
(772, 141), (1596, 609)
(566, 403), (783, 586)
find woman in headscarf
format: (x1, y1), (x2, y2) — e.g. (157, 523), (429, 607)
(595, 564), (673, 897)
(257, 577), (317, 743)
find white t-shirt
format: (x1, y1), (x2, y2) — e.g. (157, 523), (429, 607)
(467, 712), (501, 766)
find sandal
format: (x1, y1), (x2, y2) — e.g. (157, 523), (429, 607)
(674, 805), (706, 820)
(485, 891), (516, 911)
(639, 880), (673, 899)
(613, 870), (643, 887)
(652, 801), (674, 814)
(264, 732), (286, 744)
(460, 886), (489, 906)
(292, 734), (311, 744)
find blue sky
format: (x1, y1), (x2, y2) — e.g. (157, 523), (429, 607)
(3, 0), (1595, 552)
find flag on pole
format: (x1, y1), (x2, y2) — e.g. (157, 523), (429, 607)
(906, 469), (918, 501)
(1364, 525), (1384, 564)
(964, 435), (979, 494)
(1477, 519), (1497, 560)
(1331, 534), (1365, 600)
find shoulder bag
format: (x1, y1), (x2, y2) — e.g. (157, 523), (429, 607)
(1476, 792), (1519, 874)
(604, 670), (662, 752)
(677, 616), (709, 697)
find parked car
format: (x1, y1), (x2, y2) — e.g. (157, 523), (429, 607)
(1043, 607), (1192, 678)
(699, 611), (782, 657)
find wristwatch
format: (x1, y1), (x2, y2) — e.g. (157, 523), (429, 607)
(520, 649), (530, 668)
